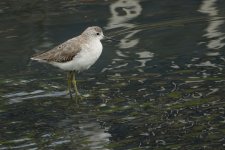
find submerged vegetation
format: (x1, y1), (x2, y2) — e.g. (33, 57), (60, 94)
(1, 0), (225, 149)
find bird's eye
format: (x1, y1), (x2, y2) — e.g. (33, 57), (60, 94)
(96, 33), (100, 35)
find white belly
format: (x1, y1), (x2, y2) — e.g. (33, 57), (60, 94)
(51, 40), (103, 71)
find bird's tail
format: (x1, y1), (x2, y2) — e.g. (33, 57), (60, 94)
(30, 56), (46, 63)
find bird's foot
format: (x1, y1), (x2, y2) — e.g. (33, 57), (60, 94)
(66, 89), (72, 98)
(75, 91), (84, 101)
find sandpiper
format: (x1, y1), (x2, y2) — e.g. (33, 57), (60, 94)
(31, 26), (107, 98)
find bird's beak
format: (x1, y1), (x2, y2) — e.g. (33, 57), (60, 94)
(104, 36), (120, 42)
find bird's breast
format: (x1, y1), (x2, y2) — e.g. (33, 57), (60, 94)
(72, 40), (103, 71)
(82, 40), (102, 60)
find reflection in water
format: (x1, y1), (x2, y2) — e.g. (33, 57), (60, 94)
(198, 0), (225, 54)
(104, 0), (154, 72)
(3, 90), (66, 104)
(79, 122), (111, 150)
(106, 0), (142, 49)
(136, 51), (154, 68)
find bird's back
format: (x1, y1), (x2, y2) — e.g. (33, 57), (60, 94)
(31, 36), (83, 63)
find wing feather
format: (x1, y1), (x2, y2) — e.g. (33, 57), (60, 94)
(32, 37), (82, 63)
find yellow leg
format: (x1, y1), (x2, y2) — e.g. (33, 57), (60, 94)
(71, 71), (80, 97)
(67, 72), (73, 98)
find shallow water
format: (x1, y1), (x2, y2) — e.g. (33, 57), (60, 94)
(1, 0), (225, 149)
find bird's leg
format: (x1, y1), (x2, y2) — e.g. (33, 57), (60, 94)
(67, 71), (73, 98)
(71, 71), (81, 97)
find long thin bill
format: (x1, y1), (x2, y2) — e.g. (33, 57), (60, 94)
(104, 36), (120, 42)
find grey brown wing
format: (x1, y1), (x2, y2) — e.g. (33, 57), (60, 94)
(32, 38), (81, 63)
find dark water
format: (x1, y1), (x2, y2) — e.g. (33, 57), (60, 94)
(1, 0), (225, 149)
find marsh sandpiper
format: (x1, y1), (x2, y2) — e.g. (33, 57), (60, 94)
(31, 26), (111, 98)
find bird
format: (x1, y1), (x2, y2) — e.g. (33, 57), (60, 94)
(31, 26), (105, 98)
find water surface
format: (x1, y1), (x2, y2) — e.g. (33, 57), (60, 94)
(1, 0), (225, 149)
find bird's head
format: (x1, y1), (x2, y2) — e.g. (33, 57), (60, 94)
(82, 26), (104, 40)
